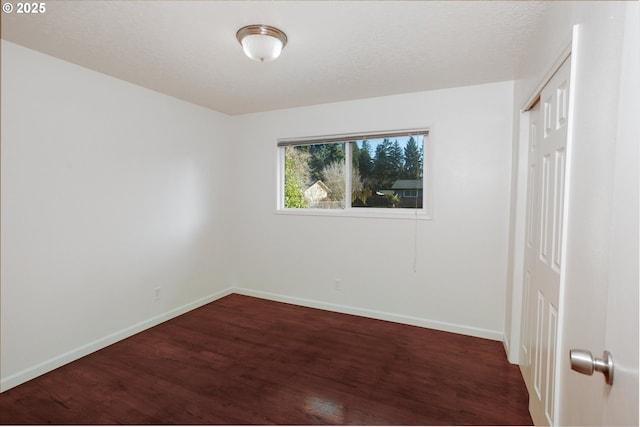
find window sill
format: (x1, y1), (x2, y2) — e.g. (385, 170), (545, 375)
(275, 208), (432, 220)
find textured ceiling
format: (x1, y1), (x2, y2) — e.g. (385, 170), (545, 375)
(1, 1), (548, 115)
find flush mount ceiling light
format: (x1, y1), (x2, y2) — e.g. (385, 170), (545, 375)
(236, 24), (288, 62)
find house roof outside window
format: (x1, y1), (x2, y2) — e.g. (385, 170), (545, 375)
(391, 179), (423, 190)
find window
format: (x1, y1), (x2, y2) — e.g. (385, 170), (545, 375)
(278, 129), (430, 218)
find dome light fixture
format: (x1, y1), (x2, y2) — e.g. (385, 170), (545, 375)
(236, 24), (288, 62)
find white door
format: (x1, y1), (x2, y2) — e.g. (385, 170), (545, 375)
(561, 4), (639, 425)
(523, 5), (638, 425)
(518, 100), (538, 403)
(520, 56), (570, 426)
(601, 25), (639, 422)
(602, 6), (639, 424)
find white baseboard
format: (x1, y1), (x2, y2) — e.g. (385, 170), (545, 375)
(0, 287), (234, 392)
(1, 286), (505, 393)
(234, 287), (504, 342)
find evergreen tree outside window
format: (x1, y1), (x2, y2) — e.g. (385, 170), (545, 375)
(278, 129), (430, 218)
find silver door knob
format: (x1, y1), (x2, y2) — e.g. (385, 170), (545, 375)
(569, 349), (614, 385)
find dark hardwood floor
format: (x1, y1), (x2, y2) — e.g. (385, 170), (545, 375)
(0, 294), (532, 425)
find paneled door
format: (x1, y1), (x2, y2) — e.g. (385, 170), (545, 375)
(520, 56), (571, 426)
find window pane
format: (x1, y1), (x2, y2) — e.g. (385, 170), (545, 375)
(284, 143), (346, 209)
(351, 136), (424, 208)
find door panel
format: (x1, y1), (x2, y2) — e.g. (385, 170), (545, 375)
(519, 103), (538, 382)
(521, 57), (571, 426)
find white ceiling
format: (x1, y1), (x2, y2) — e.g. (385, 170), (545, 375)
(1, 1), (548, 115)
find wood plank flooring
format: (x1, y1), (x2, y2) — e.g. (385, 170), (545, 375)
(0, 294), (532, 425)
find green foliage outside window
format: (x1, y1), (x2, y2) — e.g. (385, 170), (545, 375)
(284, 152), (307, 208)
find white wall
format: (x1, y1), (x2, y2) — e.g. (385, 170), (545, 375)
(231, 81), (515, 340)
(0, 41), (235, 391)
(504, 2), (636, 424)
(1, 41), (517, 393)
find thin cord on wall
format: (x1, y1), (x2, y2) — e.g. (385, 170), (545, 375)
(413, 208), (418, 273)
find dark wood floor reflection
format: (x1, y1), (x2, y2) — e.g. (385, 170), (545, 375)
(0, 294), (532, 425)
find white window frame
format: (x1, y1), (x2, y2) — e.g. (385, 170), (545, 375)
(276, 128), (432, 220)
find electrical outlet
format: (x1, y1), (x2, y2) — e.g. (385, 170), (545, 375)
(334, 279), (342, 291)
(154, 287), (161, 301)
